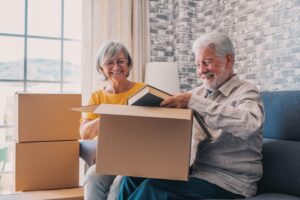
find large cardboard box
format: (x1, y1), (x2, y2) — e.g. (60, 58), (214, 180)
(94, 104), (193, 181)
(14, 141), (79, 191)
(15, 93), (81, 142)
(0, 188), (83, 200)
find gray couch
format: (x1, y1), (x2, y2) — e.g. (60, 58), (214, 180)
(80, 90), (300, 199)
(245, 91), (300, 199)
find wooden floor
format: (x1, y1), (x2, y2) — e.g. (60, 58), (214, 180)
(0, 188), (83, 200)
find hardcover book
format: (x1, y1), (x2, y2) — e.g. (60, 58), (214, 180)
(128, 85), (214, 140)
(127, 85), (171, 107)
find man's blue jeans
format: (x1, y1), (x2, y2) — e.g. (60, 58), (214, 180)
(118, 176), (244, 200)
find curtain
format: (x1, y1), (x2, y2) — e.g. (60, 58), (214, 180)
(81, 0), (150, 104)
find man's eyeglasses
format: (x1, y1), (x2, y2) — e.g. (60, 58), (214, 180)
(102, 58), (128, 69)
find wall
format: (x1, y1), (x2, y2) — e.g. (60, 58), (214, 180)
(149, 0), (300, 91)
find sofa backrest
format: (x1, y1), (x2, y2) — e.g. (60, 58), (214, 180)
(257, 91), (300, 196)
(261, 91), (300, 140)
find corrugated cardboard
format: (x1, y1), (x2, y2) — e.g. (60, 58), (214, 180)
(94, 104), (193, 181)
(15, 141), (79, 191)
(0, 188), (83, 200)
(15, 93), (81, 142)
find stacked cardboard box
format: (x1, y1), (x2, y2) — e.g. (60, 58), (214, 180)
(14, 93), (82, 192)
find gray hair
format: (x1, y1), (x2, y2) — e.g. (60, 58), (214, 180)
(192, 32), (235, 61)
(96, 41), (133, 76)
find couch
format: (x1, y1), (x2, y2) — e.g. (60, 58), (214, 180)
(245, 91), (300, 200)
(80, 90), (300, 199)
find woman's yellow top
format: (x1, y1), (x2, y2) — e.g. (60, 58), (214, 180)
(82, 82), (145, 121)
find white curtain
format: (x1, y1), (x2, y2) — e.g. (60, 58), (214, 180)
(80, 0), (150, 104)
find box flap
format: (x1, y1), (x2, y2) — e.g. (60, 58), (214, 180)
(94, 104), (192, 120)
(70, 104), (100, 113)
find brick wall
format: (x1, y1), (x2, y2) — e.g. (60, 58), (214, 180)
(149, 0), (300, 91)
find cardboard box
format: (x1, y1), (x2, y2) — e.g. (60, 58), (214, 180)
(0, 188), (83, 200)
(15, 93), (81, 142)
(15, 141), (79, 191)
(94, 104), (193, 181)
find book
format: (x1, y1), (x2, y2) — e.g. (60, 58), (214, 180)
(127, 85), (171, 107)
(128, 84), (214, 141)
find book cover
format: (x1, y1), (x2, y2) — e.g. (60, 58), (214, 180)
(127, 85), (171, 107)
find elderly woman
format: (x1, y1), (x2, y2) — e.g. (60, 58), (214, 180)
(80, 41), (145, 200)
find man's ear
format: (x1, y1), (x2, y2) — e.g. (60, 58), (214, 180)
(225, 54), (234, 68)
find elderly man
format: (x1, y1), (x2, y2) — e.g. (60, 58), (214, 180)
(117, 32), (265, 199)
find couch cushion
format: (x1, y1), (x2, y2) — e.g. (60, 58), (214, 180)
(257, 138), (300, 197)
(261, 91), (300, 141)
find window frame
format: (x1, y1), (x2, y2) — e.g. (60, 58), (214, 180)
(0, 0), (81, 92)
(0, 0), (82, 193)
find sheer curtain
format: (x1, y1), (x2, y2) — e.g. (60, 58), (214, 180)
(81, 0), (150, 104)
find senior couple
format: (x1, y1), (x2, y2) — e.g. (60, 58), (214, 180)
(80, 32), (264, 200)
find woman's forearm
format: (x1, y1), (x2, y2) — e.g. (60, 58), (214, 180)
(80, 118), (99, 140)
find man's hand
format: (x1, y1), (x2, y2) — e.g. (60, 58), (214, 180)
(160, 93), (192, 108)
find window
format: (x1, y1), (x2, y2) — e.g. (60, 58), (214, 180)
(0, 0), (82, 193)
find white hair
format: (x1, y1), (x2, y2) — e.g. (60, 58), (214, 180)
(95, 40), (133, 75)
(192, 32), (235, 61)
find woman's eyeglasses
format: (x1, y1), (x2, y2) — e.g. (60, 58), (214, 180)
(102, 58), (128, 69)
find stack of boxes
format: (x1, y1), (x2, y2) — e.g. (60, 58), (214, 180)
(14, 93), (81, 192)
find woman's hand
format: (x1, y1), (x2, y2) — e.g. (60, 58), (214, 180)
(80, 118), (100, 140)
(160, 93), (192, 108)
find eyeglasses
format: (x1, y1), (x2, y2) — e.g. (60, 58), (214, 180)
(102, 58), (128, 69)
